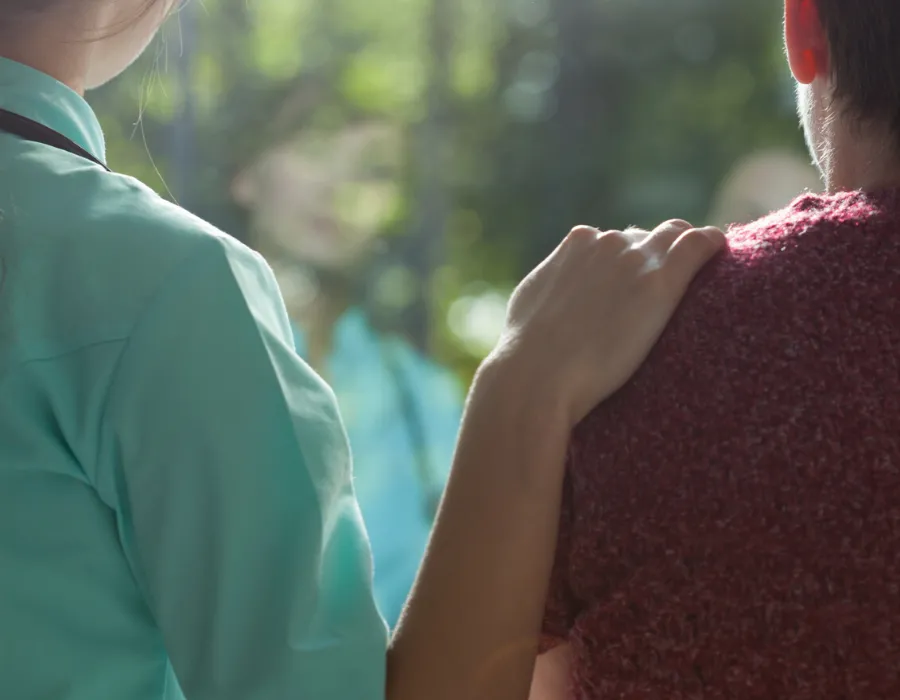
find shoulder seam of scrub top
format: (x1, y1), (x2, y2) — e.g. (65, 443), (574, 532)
(3, 233), (225, 373)
(94, 232), (252, 388)
(1, 337), (128, 377)
(93, 233), (295, 446)
(87, 235), (275, 498)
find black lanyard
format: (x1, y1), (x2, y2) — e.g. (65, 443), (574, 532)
(0, 108), (110, 172)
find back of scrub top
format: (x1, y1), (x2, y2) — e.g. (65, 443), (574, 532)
(0, 56), (388, 700)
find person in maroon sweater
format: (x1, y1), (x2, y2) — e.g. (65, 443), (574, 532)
(531, 1), (900, 698)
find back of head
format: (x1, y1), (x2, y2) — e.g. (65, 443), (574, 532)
(815, 0), (900, 138)
(786, 0), (900, 193)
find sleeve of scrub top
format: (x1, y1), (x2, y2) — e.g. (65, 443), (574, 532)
(97, 236), (388, 700)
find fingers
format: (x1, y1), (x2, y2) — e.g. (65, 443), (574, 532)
(565, 223), (675, 255)
(639, 219), (694, 255)
(564, 226), (631, 256)
(564, 225), (600, 245)
(560, 222), (726, 280)
(622, 226), (651, 244)
(665, 226), (727, 288)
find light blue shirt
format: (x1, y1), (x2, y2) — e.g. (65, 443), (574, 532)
(293, 311), (463, 627)
(0, 56), (388, 699)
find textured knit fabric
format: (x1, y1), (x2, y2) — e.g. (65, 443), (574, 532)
(542, 190), (900, 699)
(0, 56), (388, 700)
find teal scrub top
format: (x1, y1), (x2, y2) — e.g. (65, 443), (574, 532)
(293, 312), (462, 627)
(0, 57), (388, 700)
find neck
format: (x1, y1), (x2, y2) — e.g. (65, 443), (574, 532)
(0, 15), (95, 94)
(297, 273), (354, 373)
(821, 114), (900, 193)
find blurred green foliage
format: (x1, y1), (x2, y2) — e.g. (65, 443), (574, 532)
(88, 0), (805, 382)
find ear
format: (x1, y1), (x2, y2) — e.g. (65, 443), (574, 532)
(785, 0), (829, 85)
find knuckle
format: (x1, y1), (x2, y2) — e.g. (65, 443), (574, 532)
(623, 226), (651, 244)
(674, 227), (715, 252)
(566, 225), (599, 243)
(659, 218), (693, 232)
(596, 229), (630, 253)
(696, 225), (727, 245)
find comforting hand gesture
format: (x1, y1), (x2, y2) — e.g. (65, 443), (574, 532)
(493, 220), (727, 427)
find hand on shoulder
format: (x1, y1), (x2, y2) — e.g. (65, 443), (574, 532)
(482, 220), (727, 428)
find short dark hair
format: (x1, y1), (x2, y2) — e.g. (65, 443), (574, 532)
(816, 0), (900, 135)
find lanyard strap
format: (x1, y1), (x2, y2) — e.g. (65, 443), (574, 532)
(0, 108), (110, 172)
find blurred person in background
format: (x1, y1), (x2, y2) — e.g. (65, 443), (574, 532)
(0, 0), (727, 698)
(532, 1), (900, 698)
(231, 110), (463, 629)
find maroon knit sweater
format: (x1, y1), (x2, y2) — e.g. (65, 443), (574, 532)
(541, 190), (900, 699)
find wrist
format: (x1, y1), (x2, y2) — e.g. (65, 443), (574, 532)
(468, 355), (573, 454)
(459, 359), (571, 490)
(472, 351), (572, 440)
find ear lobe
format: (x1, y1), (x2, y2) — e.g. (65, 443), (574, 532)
(797, 49), (818, 84)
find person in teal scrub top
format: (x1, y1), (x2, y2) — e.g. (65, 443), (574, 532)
(0, 1), (726, 698)
(232, 117), (463, 628)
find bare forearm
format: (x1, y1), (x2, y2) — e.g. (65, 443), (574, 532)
(387, 360), (571, 700)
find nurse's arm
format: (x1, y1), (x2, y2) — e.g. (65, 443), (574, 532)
(387, 367), (570, 700)
(96, 237), (386, 700)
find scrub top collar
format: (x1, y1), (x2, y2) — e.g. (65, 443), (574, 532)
(0, 56), (106, 165)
